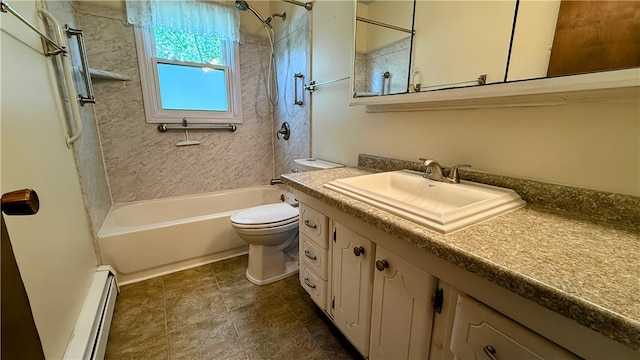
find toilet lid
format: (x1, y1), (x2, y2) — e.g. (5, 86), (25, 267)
(230, 203), (299, 225)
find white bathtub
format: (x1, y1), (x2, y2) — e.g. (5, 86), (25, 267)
(98, 186), (296, 284)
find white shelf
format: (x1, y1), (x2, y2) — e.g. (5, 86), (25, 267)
(89, 68), (132, 81)
(350, 68), (640, 112)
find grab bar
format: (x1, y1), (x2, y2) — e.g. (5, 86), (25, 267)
(65, 26), (95, 105)
(157, 123), (237, 133)
(38, 7), (84, 147)
(304, 77), (350, 92)
(381, 71), (390, 95)
(0, 1), (66, 55)
(293, 73), (304, 105)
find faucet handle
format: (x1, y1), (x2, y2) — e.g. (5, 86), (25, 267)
(447, 164), (471, 183)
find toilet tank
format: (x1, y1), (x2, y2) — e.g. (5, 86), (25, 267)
(294, 158), (344, 172)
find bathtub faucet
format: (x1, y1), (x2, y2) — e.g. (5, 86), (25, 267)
(270, 178), (283, 185)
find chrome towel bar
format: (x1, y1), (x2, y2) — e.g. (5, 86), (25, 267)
(293, 73), (304, 105)
(157, 123), (237, 133)
(65, 25), (95, 105)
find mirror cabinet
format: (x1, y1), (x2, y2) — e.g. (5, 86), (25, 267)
(351, 0), (640, 109)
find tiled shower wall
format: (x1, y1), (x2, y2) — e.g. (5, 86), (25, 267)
(44, 0), (112, 236)
(354, 36), (411, 95)
(76, 3), (275, 203)
(273, 13), (311, 176)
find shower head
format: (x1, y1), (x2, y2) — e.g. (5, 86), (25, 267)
(265, 12), (286, 26)
(234, 0), (249, 11)
(234, 0), (270, 27)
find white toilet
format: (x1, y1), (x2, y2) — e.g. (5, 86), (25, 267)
(230, 158), (343, 285)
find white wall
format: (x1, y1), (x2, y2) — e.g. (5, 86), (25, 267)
(311, 0), (640, 196)
(0, 1), (98, 358)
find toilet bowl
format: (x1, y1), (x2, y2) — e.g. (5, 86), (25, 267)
(230, 203), (300, 285)
(230, 158), (343, 285)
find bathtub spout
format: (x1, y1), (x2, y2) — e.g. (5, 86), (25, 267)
(270, 178), (283, 185)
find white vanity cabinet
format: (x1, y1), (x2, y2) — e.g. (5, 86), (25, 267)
(330, 222), (375, 356)
(450, 295), (580, 360)
(299, 204), (330, 310)
(294, 200), (598, 360)
(370, 246), (438, 360)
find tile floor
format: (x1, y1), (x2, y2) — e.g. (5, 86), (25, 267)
(105, 255), (363, 360)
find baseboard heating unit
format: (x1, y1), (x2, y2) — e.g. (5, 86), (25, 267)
(64, 266), (119, 360)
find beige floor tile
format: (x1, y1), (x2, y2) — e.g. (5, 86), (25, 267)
(163, 264), (217, 298)
(108, 300), (166, 351)
(108, 255), (358, 360)
(211, 255), (248, 282)
(272, 275), (308, 301)
(166, 286), (228, 333)
(105, 333), (168, 360)
(117, 277), (164, 309)
(304, 316), (363, 359)
(230, 294), (300, 346)
(168, 313), (244, 360)
(284, 294), (323, 323)
(244, 324), (325, 360)
(218, 277), (278, 310)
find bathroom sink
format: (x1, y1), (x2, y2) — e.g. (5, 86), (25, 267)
(324, 170), (525, 233)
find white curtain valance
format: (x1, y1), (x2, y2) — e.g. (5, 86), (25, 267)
(125, 0), (240, 42)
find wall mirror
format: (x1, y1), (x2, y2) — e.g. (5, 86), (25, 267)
(352, 0), (640, 99)
(353, 0), (415, 97)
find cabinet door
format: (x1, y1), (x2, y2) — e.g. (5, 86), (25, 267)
(370, 246), (438, 360)
(331, 222), (375, 357)
(451, 295), (580, 360)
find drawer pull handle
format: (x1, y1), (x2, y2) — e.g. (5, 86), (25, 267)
(304, 277), (316, 289)
(303, 219), (317, 229)
(375, 259), (389, 271)
(304, 250), (317, 260)
(353, 246), (365, 256)
(483, 345), (498, 360)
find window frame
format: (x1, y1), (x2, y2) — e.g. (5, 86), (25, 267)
(134, 24), (243, 124)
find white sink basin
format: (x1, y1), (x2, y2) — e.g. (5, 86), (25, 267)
(324, 170), (525, 233)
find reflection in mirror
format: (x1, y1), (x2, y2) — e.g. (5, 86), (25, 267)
(412, 1), (517, 90)
(353, 0), (415, 97)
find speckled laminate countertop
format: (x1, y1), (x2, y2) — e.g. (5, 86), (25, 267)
(281, 163), (640, 351)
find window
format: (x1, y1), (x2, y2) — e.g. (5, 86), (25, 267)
(132, 0), (242, 124)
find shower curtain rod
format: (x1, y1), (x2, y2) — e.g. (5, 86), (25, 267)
(282, 0), (313, 11)
(356, 16), (414, 34)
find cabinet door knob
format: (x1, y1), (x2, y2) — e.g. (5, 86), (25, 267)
(375, 259), (389, 271)
(353, 246), (365, 256)
(483, 345), (498, 360)
(303, 219), (317, 229)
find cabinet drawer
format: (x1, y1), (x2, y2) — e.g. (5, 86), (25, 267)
(299, 204), (328, 247)
(301, 234), (328, 280)
(300, 268), (327, 310)
(450, 295), (579, 360)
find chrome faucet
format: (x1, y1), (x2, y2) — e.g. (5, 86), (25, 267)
(419, 158), (471, 183)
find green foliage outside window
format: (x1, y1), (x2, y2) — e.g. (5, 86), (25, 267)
(154, 26), (224, 65)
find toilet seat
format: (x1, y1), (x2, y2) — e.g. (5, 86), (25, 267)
(230, 203), (299, 229)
